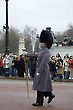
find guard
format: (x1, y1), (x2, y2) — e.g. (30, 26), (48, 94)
(32, 28), (55, 106)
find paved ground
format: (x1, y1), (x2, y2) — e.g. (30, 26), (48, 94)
(0, 79), (73, 110)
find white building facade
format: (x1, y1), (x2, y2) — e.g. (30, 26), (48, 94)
(19, 36), (25, 55)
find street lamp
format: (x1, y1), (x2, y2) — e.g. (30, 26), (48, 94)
(3, 0), (9, 54)
(5, 0), (9, 54)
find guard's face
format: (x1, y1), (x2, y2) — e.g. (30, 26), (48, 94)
(40, 43), (46, 47)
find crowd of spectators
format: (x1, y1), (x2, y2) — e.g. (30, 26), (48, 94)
(0, 53), (37, 78)
(0, 52), (73, 81)
(49, 53), (73, 81)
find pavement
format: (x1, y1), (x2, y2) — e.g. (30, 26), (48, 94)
(0, 79), (73, 110)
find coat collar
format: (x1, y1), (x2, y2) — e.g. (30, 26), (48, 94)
(41, 46), (47, 50)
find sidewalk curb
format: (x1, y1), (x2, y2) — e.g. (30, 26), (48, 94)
(0, 76), (73, 82)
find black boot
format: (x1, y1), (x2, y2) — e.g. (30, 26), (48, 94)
(32, 91), (44, 106)
(48, 93), (55, 104)
(32, 103), (43, 106)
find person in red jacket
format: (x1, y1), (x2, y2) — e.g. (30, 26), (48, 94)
(68, 56), (73, 79)
(0, 56), (4, 76)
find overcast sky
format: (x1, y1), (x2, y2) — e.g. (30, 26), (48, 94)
(0, 0), (73, 33)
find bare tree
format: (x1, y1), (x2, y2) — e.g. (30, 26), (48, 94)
(55, 24), (73, 42)
(55, 32), (64, 41)
(9, 27), (19, 54)
(23, 25), (38, 53)
(65, 24), (73, 40)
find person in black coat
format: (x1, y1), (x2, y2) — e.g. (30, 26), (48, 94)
(18, 54), (25, 77)
(49, 56), (57, 80)
(30, 54), (37, 78)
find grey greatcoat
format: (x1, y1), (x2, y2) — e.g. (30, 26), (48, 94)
(33, 47), (52, 92)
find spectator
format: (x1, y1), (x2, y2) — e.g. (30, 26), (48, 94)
(63, 54), (70, 79)
(12, 55), (18, 77)
(68, 56), (73, 79)
(8, 53), (14, 77)
(30, 54), (37, 78)
(3, 55), (10, 77)
(0, 56), (4, 76)
(18, 54), (25, 77)
(56, 54), (64, 81)
(49, 56), (57, 80)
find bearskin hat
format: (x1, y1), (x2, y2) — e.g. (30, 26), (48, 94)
(39, 30), (53, 49)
